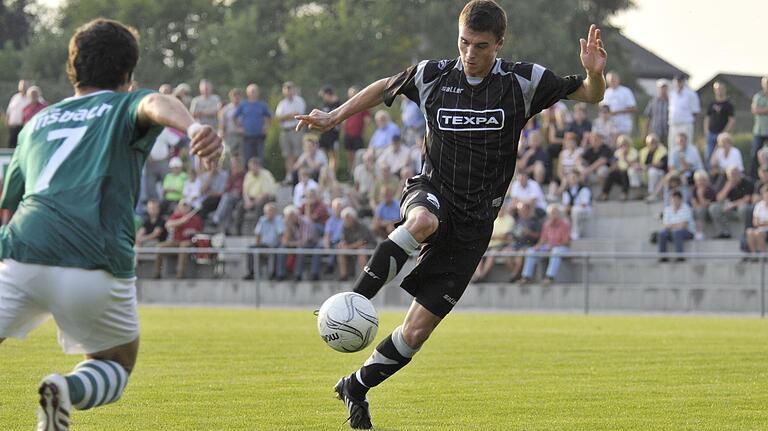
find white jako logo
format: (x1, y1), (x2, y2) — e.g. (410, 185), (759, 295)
(436, 108), (505, 131)
(426, 193), (440, 210)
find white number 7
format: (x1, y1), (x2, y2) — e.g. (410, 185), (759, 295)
(34, 126), (88, 193)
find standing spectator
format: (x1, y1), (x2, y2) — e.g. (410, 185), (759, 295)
(243, 202), (284, 280)
(506, 201), (543, 282)
(235, 158), (277, 235)
(292, 168), (319, 208)
(401, 98), (426, 148)
(517, 129), (548, 185)
(323, 198), (346, 275)
(342, 86), (371, 174)
(377, 134), (412, 177)
(745, 185), (768, 258)
(372, 186), (401, 238)
(135, 199), (168, 247)
(190, 79), (222, 129)
(293, 134), (329, 181)
(211, 156), (246, 233)
(640, 134), (668, 202)
(154, 200), (203, 278)
(21, 86), (48, 124)
(235, 84), (272, 164)
(508, 171), (546, 215)
(691, 170), (716, 240)
(318, 86), (342, 172)
(219, 87), (244, 157)
(368, 110), (401, 155)
(703, 81), (735, 164)
(658, 191), (695, 262)
(161, 157), (187, 214)
(351, 152), (377, 217)
(709, 166), (754, 239)
(4, 79), (28, 148)
(337, 207), (377, 281)
(592, 104), (617, 147)
(751, 76), (768, 180)
(472, 203), (515, 282)
(566, 103), (592, 148)
(668, 74), (701, 159)
(173, 83), (192, 108)
(275, 81), (306, 183)
(276, 205), (322, 281)
(520, 204), (571, 284)
(711, 132), (744, 173)
(643, 79), (669, 144)
(601, 134), (639, 201)
(196, 163), (229, 223)
(561, 171), (592, 240)
(602, 71), (636, 136)
(579, 132), (612, 189)
(145, 128), (181, 202)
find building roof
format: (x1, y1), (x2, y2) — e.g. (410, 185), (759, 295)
(696, 73), (763, 98)
(615, 33), (687, 80)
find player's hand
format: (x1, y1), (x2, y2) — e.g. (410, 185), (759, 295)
(189, 125), (223, 169)
(295, 109), (336, 132)
(579, 24), (607, 76)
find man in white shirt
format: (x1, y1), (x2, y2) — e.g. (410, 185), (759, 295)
(377, 134), (411, 176)
(275, 81), (307, 182)
(508, 172), (546, 214)
(668, 75), (700, 159)
(711, 132), (744, 173)
(4, 79), (29, 148)
(602, 71), (636, 135)
(658, 190), (695, 261)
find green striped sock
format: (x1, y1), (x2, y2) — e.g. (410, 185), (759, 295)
(64, 360), (128, 410)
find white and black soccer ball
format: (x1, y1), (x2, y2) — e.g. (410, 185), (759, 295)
(317, 292), (378, 353)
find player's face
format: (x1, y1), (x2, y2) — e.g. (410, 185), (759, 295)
(457, 25), (502, 78)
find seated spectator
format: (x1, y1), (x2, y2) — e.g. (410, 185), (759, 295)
(377, 134), (412, 177)
(351, 152), (377, 217)
(197, 163), (229, 223)
(506, 201), (543, 282)
(318, 165), (343, 205)
(753, 166), (768, 204)
(243, 203), (284, 280)
(368, 110), (401, 156)
(601, 134), (639, 200)
(709, 166), (754, 238)
(322, 198), (345, 275)
(745, 185), (768, 258)
(337, 207), (377, 281)
(154, 200), (203, 278)
(639, 133), (668, 202)
(592, 103), (617, 147)
(292, 134), (328, 181)
(293, 168), (319, 208)
(161, 157), (187, 214)
(691, 170), (716, 240)
(21, 86), (48, 124)
(557, 131), (583, 180)
(579, 132), (612, 189)
(211, 156), (246, 233)
(517, 130), (548, 185)
(658, 191), (695, 262)
(545, 107), (567, 163)
(234, 157), (277, 235)
(473, 203), (515, 282)
(561, 172), (592, 240)
(565, 102), (592, 147)
(520, 204), (571, 284)
(508, 172), (546, 215)
(668, 132), (704, 185)
(372, 186), (401, 238)
(135, 199), (167, 247)
(369, 164), (400, 213)
(182, 167), (203, 209)
(276, 205), (322, 281)
(299, 188), (330, 237)
(710, 132), (744, 173)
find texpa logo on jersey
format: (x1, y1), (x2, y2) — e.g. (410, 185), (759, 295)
(436, 108), (505, 132)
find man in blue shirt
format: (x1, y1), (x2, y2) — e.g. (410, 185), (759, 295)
(235, 84), (272, 164)
(323, 198), (345, 274)
(401, 98), (426, 147)
(244, 202), (284, 280)
(368, 110), (401, 154)
(372, 186), (401, 238)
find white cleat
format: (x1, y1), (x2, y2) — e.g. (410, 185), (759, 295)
(37, 374), (71, 431)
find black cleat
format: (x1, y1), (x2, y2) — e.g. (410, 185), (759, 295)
(334, 376), (373, 429)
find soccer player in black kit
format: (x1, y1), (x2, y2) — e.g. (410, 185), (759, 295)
(296, 1), (607, 428)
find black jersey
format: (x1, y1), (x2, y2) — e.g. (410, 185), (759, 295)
(383, 58), (583, 224)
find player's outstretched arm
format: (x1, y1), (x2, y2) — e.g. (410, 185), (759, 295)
(137, 93), (223, 167)
(295, 78), (388, 132)
(568, 24), (607, 104)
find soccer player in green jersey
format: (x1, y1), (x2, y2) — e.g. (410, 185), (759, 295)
(0, 19), (222, 430)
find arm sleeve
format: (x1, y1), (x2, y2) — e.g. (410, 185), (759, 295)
(383, 59), (448, 108)
(529, 66), (584, 117)
(383, 64), (421, 107)
(0, 154), (25, 211)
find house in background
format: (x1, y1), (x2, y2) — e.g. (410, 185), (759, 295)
(697, 73), (763, 134)
(615, 33), (688, 97)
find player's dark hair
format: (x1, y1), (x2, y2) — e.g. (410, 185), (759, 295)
(459, 0), (507, 42)
(67, 18), (140, 90)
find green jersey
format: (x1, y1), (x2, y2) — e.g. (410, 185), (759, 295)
(0, 90), (162, 278)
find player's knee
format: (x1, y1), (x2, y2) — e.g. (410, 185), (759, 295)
(405, 210), (438, 242)
(401, 324), (432, 349)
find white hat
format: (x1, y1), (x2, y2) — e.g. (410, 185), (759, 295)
(656, 79), (668, 88)
(169, 157), (183, 168)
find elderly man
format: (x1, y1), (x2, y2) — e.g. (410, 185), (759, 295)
(234, 157), (277, 235)
(643, 79), (669, 144)
(709, 166), (754, 239)
(154, 200), (203, 279)
(190, 79), (222, 129)
(704, 81), (735, 164)
(658, 190), (695, 262)
(711, 132), (744, 174)
(4, 79), (28, 148)
(21, 86), (48, 124)
(602, 71), (636, 135)
(640, 133), (668, 202)
(338, 207), (377, 281)
(275, 81), (306, 183)
(519, 204), (571, 284)
(368, 110), (401, 155)
(668, 74), (701, 160)
(235, 83), (272, 164)
(243, 202), (284, 280)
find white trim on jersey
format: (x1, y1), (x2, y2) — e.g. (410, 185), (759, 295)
(62, 90), (115, 102)
(515, 63), (546, 117)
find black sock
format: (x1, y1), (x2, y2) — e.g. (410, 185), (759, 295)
(347, 326), (419, 399)
(352, 239), (409, 299)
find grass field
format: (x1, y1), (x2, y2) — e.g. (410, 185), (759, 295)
(1, 307), (767, 430)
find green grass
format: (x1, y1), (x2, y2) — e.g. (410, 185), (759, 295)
(2, 308), (767, 430)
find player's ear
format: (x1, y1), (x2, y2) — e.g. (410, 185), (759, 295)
(495, 37), (504, 54)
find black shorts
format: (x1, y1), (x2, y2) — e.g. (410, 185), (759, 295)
(344, 136), (365, 151)
(397, 176), (493, 318)
(319, 131), (338, 151)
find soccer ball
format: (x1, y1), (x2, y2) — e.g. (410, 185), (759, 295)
(317, 292), (379, 353)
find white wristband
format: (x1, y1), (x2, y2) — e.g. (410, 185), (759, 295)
(186, 122), (203, 139)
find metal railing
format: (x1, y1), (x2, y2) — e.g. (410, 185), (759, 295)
(136, 246), (767, 317)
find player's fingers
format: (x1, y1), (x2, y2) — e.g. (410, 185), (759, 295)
(295, 119), (308, 132)
(589, 24), (597, 43)
(579, 38), (587, 54)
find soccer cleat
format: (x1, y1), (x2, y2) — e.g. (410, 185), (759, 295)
(37, 374), (71, 431)
(334, 377), (373, 429)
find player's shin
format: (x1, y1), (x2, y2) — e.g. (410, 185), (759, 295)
(348, 325), (419, 399)
(64, 360), (129, 410)
(352, 226), (419, 299)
